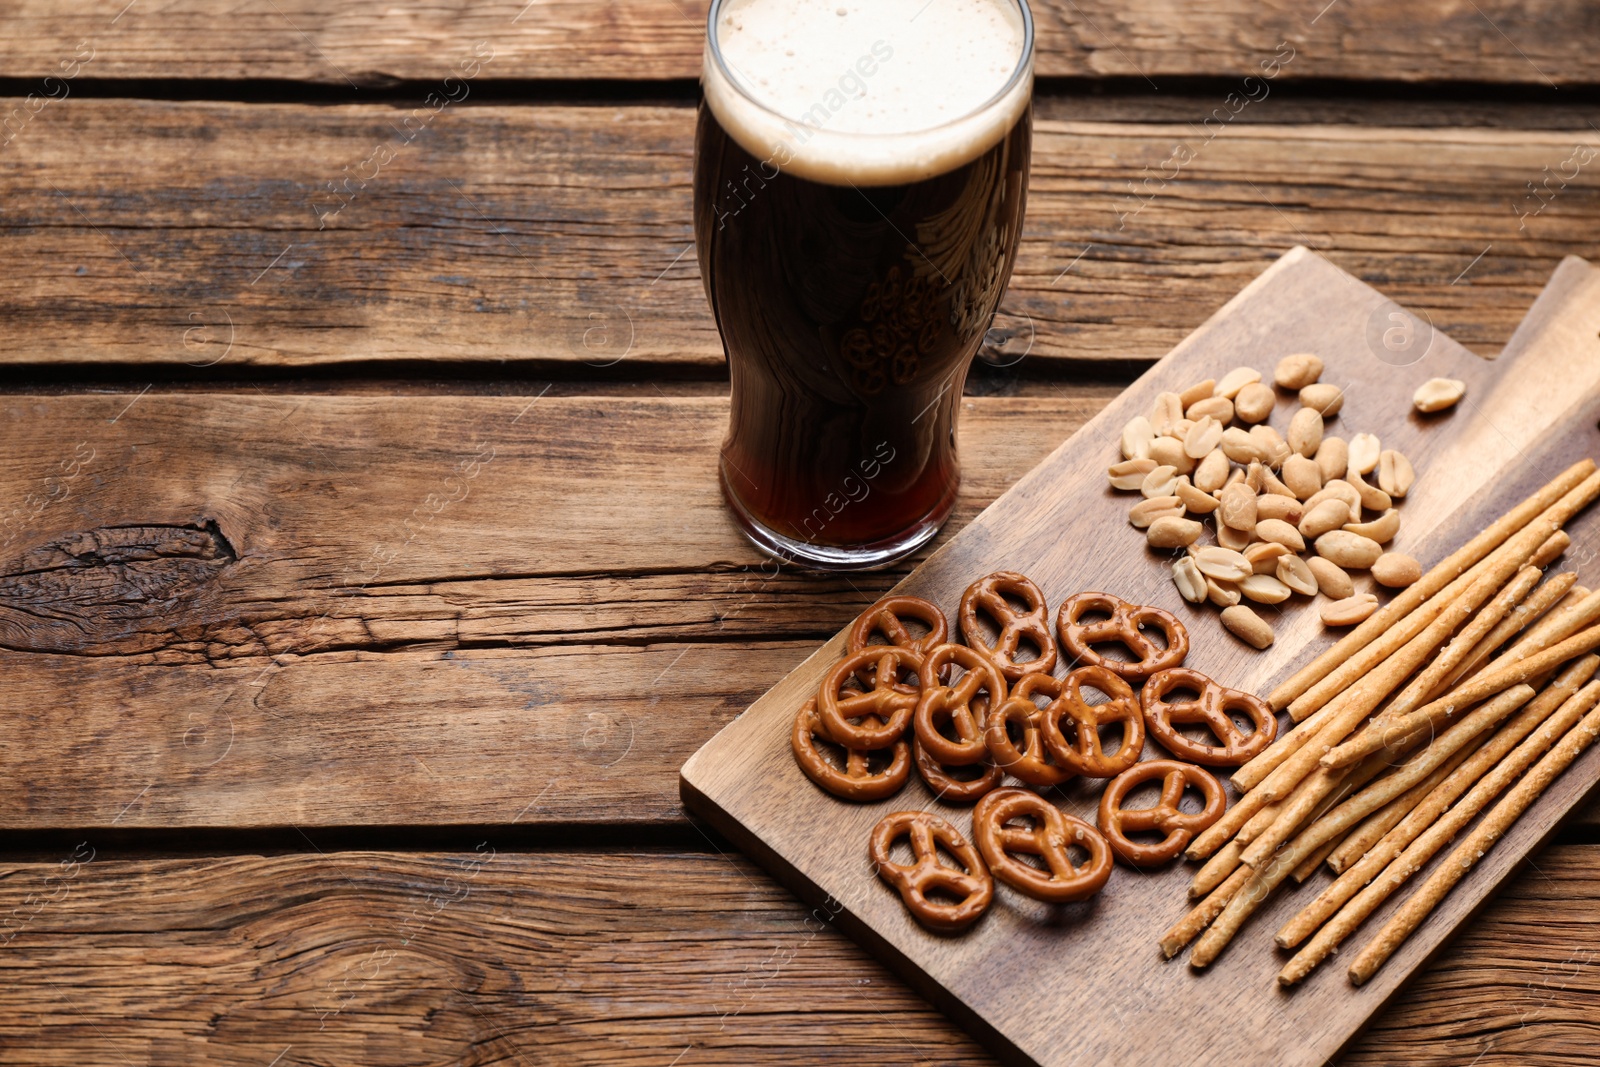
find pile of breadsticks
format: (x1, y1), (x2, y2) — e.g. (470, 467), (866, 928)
(1160, 458), (1600, 986)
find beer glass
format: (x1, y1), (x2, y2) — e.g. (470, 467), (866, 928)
(695, 0), (1034, 570)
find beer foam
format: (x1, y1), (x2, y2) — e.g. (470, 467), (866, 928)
(704, 0), (1032, 186)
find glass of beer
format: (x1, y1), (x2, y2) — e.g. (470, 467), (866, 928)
(695, 0), (1034, 570)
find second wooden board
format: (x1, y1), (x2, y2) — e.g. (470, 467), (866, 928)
(682, 248), (1600, 1067)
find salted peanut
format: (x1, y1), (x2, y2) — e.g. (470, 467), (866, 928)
(1195, 546), (1253, 583)
(1345, 507), (1400, 544)
(1219, 482), (1258, 533)
(1173, 556), (1208, 604)
(1218, 523), (1254, 551)
(1221, 605), (1275, 649)
(1282, 454), (1322, 500)
(1150, 391), (1185, 436)
(1122, 415), (1154, 460)
(1347, 467), (1391, 512)
(1299, 382), (1345, 417)
(1150, 516), (1204, 549)
(1207, 577), (1242, 608)
(1256, 495), (1304, 525)
(1193, 448), (1231, 493)
(1348, 432), (1381, 474)
(1306, 556), (1354, 599)
(1256, 518), (1306, 552)
(1140, 464), (1181, 498)
(1185, 415), (1224, 459)
(1176, 480), (1220, 514)
(1216, 366), (1263, 399)
(1371, 552), (1422, 588)
(1241, 573), (1292, 605)
(1287, 407), (1324, 458)
(1186, 395), (1234, 423)
(1220, 426), (1267, 464)
(1219, 466), (1248, 494)
(1315, 436), (1349, 484)
(1277, 554), (1319, 596)
(1149, 435), (1196, 474)
(1234, 382), (1276, 424)
(1172, 418), (1196, 440)
(1306, 479), (1362, 523)
(1179, 379), (1216, 408)
(1315, 530), (1384, 569)
(1244, 460), (1265, 493)
(1250, 425), (1292, 469)
(1108, 457), (1158, 490)
(1321, 592), (1379, 626)
(1378, 449), (1415, 498)
(1298, 498), (1352, 540)
(1414, 377), (1466, 413)
(1245, 541), (1292, 575)
(1257, 463), (1296, 499)
(1275, 353), (1324, 390)
(1130, 496), (1185, 528)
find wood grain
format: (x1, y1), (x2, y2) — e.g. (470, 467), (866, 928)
(4, 100), (1600, 368)
(681, 248), (1600, 1067)
(0, 845), (1594, 1066)
(0, 0), (1594, 85)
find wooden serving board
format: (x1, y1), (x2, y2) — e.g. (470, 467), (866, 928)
(681, 247), (1600, 1067)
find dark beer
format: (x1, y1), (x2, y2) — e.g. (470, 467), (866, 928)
(696, 0), (1034, 569)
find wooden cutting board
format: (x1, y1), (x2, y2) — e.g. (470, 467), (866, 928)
(681, 247), (1600, 1067)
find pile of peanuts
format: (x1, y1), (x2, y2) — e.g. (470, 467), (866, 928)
(1109, 354), (1428, 651)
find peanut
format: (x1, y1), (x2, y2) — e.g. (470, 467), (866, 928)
(1274, 353), (1324, 390)
(1240, 573), (1292, 605)
(1413, 377), (1465, 413)
(1140, 464), (1181, 498)
(1347, 467), (1392, 512)
(1282, 454), (1322, 500)
(1108, 457), (1158, 490)
(1306, 480), (1362, 523)
(1371, 551), (1422, 588)
(1193, 448), (1231, 493)
(1220, 426), (1267, 464)
(1195, 546), (1253, 583)
(1173, 556), (1208, 603)
(1175, 480), (1221, 514)
(1149, 435), (1196, 474)
(1220, 466), (1247, 494)
(1348, 432), (1381, 475)
(1299, 498), (1352, 540)
(1345, 507), (1400, 544)
(1255, 495), (1304, 525)
(1249, 424), (1292, 468)
(1257, 462), (1296, 499)
(1255, 518), (1307, 553)
(1378, 449), (1414, 498)
(1234, 382), (1276, 424)
(1287, 407), (1324, 458)
(1122, 416), (1154, 460)
(1184, 415), (1224, 459)
(1314, 435), (1349, 484)
(1276, 554), (1319, 596)
(1178, 379), (1216, 408)
(1150, 391), (1185, 436)
(1321, 593), (1379, 627)
(1172, 418), (1196, 440)
(1299, 382), (1345, 417)
(1130, 496), (1185, 528)
(1315, 530), (1384, 569)
(1148, 516), (1204, 549)
(1245, 541), (1292, 575)
(1186, 395), (1234, 423)
(1207, 577), (1242, 608)
(1221, 605), (1275, 649)
(1219, 482), (1258, 534)
(1215, 366), (1262, 399)
(1218, 522), (1254, 551)
(1306, 556), (1354, 599)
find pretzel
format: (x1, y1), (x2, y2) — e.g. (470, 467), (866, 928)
(984, 674), (1075, 787)
(816, 645), (924, 750)
(792, 700), (910, 802)
(959, 571), (1058, 681)
(1057, 591), (1189, 681)
(1037, 664), (1146, 778)
(972, 788), (1113, 903)
(1097, 759), (1226, 867)
(1140, 667), (1278, 767)
(868, 810), (993, 933)
(849, 595), (949, 658)
(913, 644), (1008, 766)
(913, 739), (1004, 804)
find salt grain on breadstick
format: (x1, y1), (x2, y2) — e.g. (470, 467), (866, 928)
(1348, 697), (1600, 985)
(1266, 460), (1596, 711)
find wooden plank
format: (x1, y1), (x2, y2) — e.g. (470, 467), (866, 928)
(0, 845), (1595, 1065)
(680, 248), (1600, 1067)
(0, 0), (1592, 86)
(4, 100), (1600, 368)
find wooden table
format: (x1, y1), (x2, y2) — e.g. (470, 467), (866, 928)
(1, 3), (1597, 1064)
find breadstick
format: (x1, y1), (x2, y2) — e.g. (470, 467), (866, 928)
(1190, 803), (1279, 897)
(1240, 685), (1531, 871)
(1326, 740), (1480, 874)
(1190, 846), (1299, 968)
(1275, 679), (1600, 985)
(1529, 529), (1571, 568)
(1287, 503), (1568, 724)
(1348, 697), (1600, 985)
(1162, 864), (1251, 959)
(1291, 659), (1596, 932)
(1438, 573), (1578, 692)
(1291, 830), (1348, 883)
(1323, 620), (1600, 768)
(1231, 694), (1341, 793)
(1266, 460), (1596, 711)
(1502, 585), (1600, 664)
